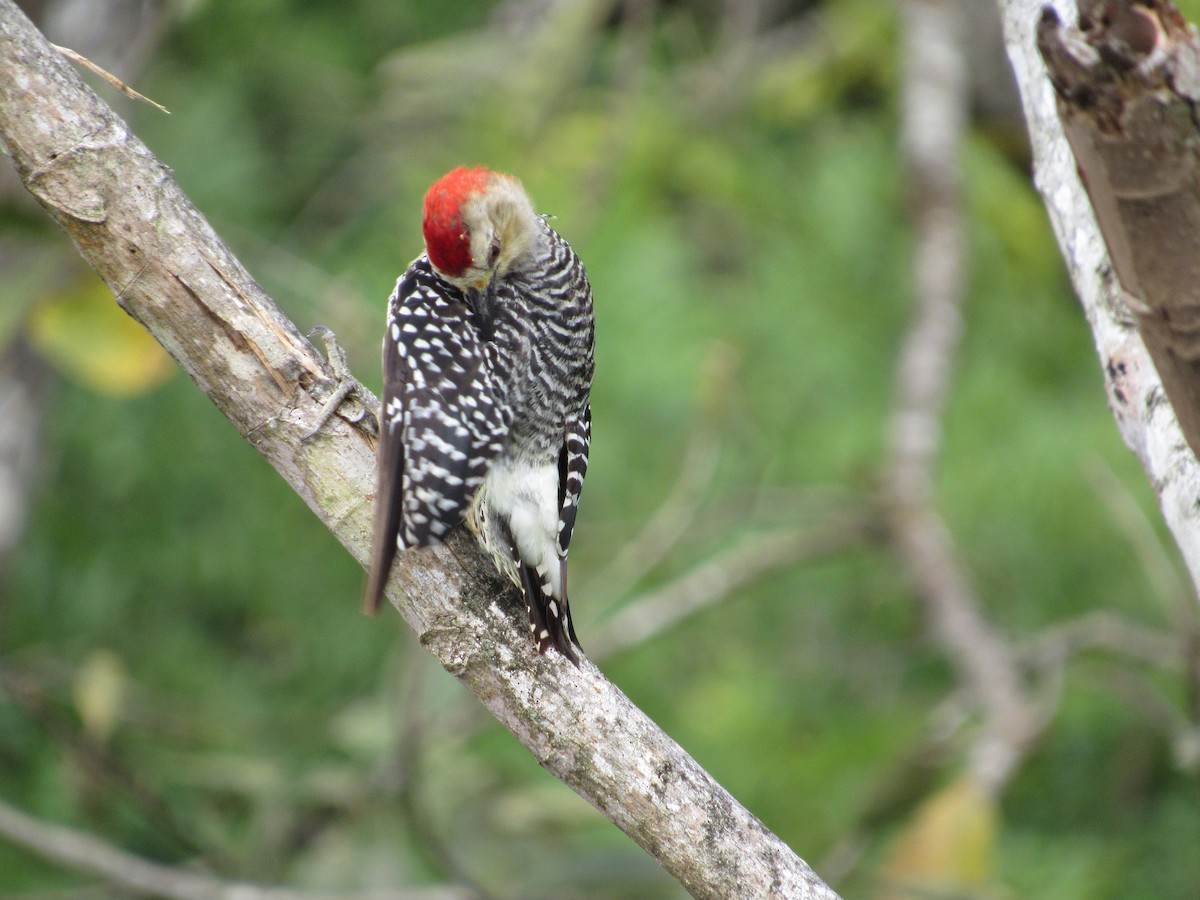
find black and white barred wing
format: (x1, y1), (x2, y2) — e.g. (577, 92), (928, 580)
(364, 260), (508, 614)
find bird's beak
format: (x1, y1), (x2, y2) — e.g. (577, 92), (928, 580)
(464, 283), (495, 337)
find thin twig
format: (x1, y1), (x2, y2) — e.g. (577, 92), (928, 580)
(581, 341), (736, 606)
(1081, 454), (1200, 718)
(0, 796), (477, 900)
(1021, 610), (1181, 673)
(581, 432), (719, 606)
(1091, 667), (1200, 769)
(51, 43), (169, 114)
(1083, 456), (1192, 617)
(589, 513), (873, 659)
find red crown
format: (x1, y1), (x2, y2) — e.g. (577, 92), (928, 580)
(422, 167), (493, 277)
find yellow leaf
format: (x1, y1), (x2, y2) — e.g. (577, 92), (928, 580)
(73, 649), (126, 745)
(880, 775), (998, 899)
(29, 274), (173, 395)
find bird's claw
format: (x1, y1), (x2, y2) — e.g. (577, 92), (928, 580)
(302, 326), (368, 441)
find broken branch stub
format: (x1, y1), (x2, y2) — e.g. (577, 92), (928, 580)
(1038, 0), (1200, 460)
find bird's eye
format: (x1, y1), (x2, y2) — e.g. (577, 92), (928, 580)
(487, 239), (501, 268)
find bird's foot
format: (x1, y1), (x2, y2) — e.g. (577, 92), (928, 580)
(301, 326), (374, 441)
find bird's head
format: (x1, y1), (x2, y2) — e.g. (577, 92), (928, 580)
(422, 166), (543, 291)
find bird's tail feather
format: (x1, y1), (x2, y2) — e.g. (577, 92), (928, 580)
(518, 562), (581, 665)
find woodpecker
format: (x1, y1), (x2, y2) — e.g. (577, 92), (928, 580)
(364, 167), (595, 664)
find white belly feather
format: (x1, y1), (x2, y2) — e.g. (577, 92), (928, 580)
(469, 458), (564, 598)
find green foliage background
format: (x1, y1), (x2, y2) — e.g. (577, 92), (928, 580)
(2, 0), (1199, 896)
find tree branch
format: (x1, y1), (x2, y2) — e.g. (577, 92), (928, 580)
(1037, 0), (1200, 463)
(0, 3), (838, 897)
(589, 515), (874, 659)
(888, 0), (1043, 794)
(0, 795), (477, 900)
(999, 0), (1200, 604)
(580, 341), (730, 607)
(1021, 610), (1182, 672)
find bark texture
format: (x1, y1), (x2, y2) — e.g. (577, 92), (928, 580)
(999, 0), (1200, 600)
(0, 2), (838, 897)
(1038, 0), (1200, 463)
